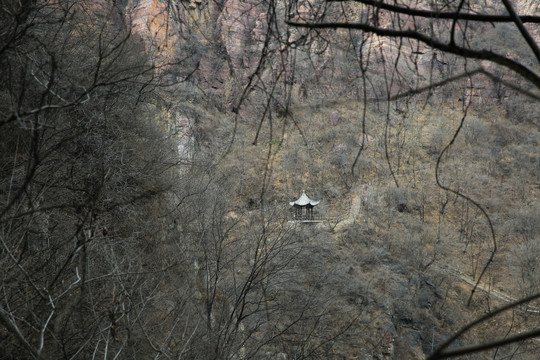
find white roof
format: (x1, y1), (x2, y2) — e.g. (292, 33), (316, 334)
(289, 190), (320, 206)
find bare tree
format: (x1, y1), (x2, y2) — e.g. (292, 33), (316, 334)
(168, 167), (359, 359)
(265, 0), (540, 358)
(0, 2), (188, 358)
(286, 0), (540, 93)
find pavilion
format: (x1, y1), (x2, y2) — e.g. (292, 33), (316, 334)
(289, 190), (320, 221)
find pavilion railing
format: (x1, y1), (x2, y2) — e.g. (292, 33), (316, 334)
(289, 214), (344, 223)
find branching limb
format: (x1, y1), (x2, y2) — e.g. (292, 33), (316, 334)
(327, 0), (540, 23)
(500, 0), (540, 63)
(286, 21), (540, 90)
(428, 292), (540, 359)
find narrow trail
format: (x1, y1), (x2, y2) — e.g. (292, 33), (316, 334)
(436, 264), (540, 314)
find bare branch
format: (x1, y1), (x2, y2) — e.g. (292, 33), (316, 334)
(428, 292), (540, 359)
(328, 0), (540, 23)
(500, 0), (540, 63)
(286, 21), (540, 90)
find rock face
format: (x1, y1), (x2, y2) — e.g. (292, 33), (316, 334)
(218, 0), (265, 71)
(112, 0), (538, 114)
(119, 0), (267, 90)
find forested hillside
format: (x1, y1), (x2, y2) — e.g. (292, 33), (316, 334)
(0, 0), (539, 359)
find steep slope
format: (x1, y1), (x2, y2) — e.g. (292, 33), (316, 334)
(27, 0), (537, 358)
(120, 0), (540, 357)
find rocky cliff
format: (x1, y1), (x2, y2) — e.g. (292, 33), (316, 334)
(120, 0), (538, 122)
(122, 0), (267, 93)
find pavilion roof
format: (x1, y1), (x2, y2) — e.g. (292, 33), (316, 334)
(289, 190), (320, 207)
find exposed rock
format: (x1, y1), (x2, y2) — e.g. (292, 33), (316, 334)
(218, 0), (265, 72)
